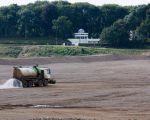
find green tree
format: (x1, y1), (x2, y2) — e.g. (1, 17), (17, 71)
(135, 14), (150, 44)
(7, 4), (20, 37)
(41, 3), (58, 36)
(28, 1), (49, 37)
(17, 8), (35, 39)
(124, 5), (148, 30)
(70, 3), (103, 37)
(100, 4), (129, 28)
(0, 4), (20, 37)
(100, 19), (130, 47)
(128, 7), (150, 46)
(52, 16), (72, 41)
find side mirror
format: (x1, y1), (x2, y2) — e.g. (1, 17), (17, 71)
(48, 69), (51, 74)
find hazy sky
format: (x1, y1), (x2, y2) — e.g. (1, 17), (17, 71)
(0, 0), (149, 6)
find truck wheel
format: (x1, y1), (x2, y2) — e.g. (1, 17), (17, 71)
(22, 80), (28, 88)
(28, 81), (33, 88)
(49, 79), (56, 84)
(34, 83), (39, 87)
(43, 80), (48, 86)
(38, 80), (43, 87)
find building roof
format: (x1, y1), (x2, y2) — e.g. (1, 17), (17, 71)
(78, 29), (85, 33)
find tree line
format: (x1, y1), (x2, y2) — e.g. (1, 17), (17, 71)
(100, 4), (150, 47)
(0, 1), (149, 47)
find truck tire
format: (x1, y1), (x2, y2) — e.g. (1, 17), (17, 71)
(22, 80), (28, 88)
(38, 80), (43, 87)
(34, 83), (39, 87)
(49, 79), (56, 84)
(43, 80), (48, 86)
(28, 81), (33, 88)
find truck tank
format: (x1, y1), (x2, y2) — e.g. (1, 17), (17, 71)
(13, 66), (56, 88)
(13, 67), (39, 79)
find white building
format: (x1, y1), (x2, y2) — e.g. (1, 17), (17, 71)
(68, 29), (100, 46)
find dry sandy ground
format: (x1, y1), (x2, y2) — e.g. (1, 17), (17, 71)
(0, 55), (150, 120)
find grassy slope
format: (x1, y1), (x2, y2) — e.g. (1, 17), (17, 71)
(0, 45), (149, 58)
(0, 45), (22, 58)
(0, 37), (64, 45)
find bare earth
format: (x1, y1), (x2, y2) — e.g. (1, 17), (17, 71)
(0, 55), (150, 120)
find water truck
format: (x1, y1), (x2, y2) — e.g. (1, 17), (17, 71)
(13, 65), (56, 88)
